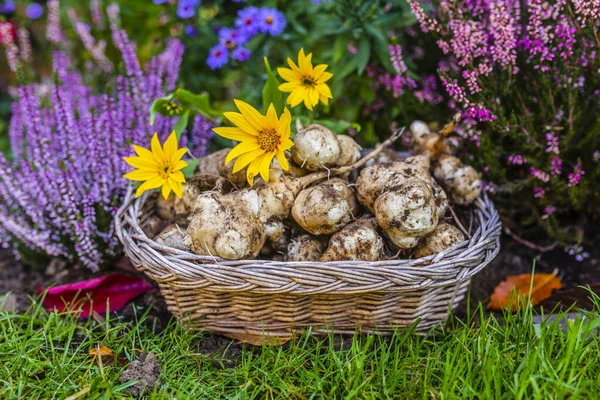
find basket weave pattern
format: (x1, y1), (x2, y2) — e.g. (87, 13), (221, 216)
(116, 187), (501, 338)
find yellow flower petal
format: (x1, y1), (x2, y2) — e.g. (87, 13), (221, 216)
(278, 67), (299, 82)
(301, 53), (313, 75)
(167, 177), (183, 198)
(276, 150), (289, 171)
(135, 176), (165, 198)
(259, 152), (275, 182)
(315, 83), (333, 99)
(312, 64), (328, 80)
(282, 138), (294, 150)
(171, 170), (186, 183)
(213, 127), (255, 142)
(124, 156), (158, 171)
(278, 82), (301, 92)
(320, 94), (330, 106)
(163, 131), (179, 160)
(172, 159), (188, 171)
(223, 112), (259, 136)
(316, 71), (333, 83)
(266, 104), (278, 127)
(287, 88), (307, 107)
(309, 88), (319, 107)
(234, 99), (267, 131)
(171, 147), (188, 164)
(151, 134), (166, 163)
(225, 140), (261, 164)
(303, 95), (314, 110)
(161, 183), (172, 200)
(133, 145), (160, 166)
(233, 148), (266, 173)
(246, 156), (264, 186)
(286, 58), (302, 75)
(123, 170), (160, 181)
(277, 108), (292, 141)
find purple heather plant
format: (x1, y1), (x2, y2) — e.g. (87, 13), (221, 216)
(408, 0), (600, 245)
(0, 7), (192, 271)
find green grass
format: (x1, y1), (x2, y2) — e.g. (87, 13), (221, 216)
(1, 294), (600, 399)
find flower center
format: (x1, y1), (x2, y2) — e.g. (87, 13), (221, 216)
(257, 128), (280, 152)
(302, 76), (316, 87)
(244, 18), (252, 25)
(160, 164), (172, 179)
(265, 16), (273, 24)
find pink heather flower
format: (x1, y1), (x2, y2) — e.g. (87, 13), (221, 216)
(550, 157), (562, 175)
(530, 167), (550, 182)
(462, 105), (497, 123)
(488, 1), (518, 68)
(483, 181), (497, 194)
(508, 155), (527, 165)
(348, 42), (358, 55)
(448, 18), (487, 67)
(0, 22), (19, 72)
(533, 187), (545, 198)
(389, 44), (408, 75)
(541, 206), (556, 219)
(593, 151), (600, 163)
(545, 133), (560, 154)
(440, 76), (469, 105)
(16, 27), (31, 63)
(567, 164), (585, 187)
(414, 75), (443, 105)
(572, 0), (600, 28)
(46, 0), (63, 44)
(410, 1), (441, 33)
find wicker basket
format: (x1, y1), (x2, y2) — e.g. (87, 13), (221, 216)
(115, 187), (501, 344)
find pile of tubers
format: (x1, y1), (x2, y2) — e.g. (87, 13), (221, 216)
(143, 120), (483, 262)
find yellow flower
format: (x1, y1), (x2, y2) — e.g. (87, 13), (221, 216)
(213, 99), (293, 186)
(123, 131), (188, 199)
(277, 48), (333, 111)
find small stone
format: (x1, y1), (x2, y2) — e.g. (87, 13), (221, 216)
(120, 351), (161, 397)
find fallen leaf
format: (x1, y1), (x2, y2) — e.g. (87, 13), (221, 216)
(89, 345), (114, 358)
(41, 273), (154, 317)
(488, 273), (562, 311)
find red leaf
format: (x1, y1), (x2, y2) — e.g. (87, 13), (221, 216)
(40, 273), (154, 318)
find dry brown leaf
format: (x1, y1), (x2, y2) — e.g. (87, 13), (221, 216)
(89, 345), (114, 358)
(488, 273), (562, 311)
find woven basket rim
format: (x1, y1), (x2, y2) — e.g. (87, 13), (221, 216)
(115, 184), (501, 281)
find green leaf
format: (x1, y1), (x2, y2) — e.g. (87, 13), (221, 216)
(334, 56), (359, 82)
(173, 89), (219, 118)
(149, 95), (173, 126)
(356, 37), (371, 75)
(262, 57), (284, 114)
(333, 35), (350, 64)
(173, 110), (190, 140)
(181, 158), (199, 179)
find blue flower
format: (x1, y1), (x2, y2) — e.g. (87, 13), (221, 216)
(235, 6), (260, 36)
(176, 0), (200, 19)
(153, 0), (168, 4)
(218, 28), (248, 48)
(184, 24), (198, 37)
(0, 1), (15, 14)
(25, 2), (43, 19)
(206, 44), (229, 70)
(232, 47), (251, 62)
(258, 8), (286, 37)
